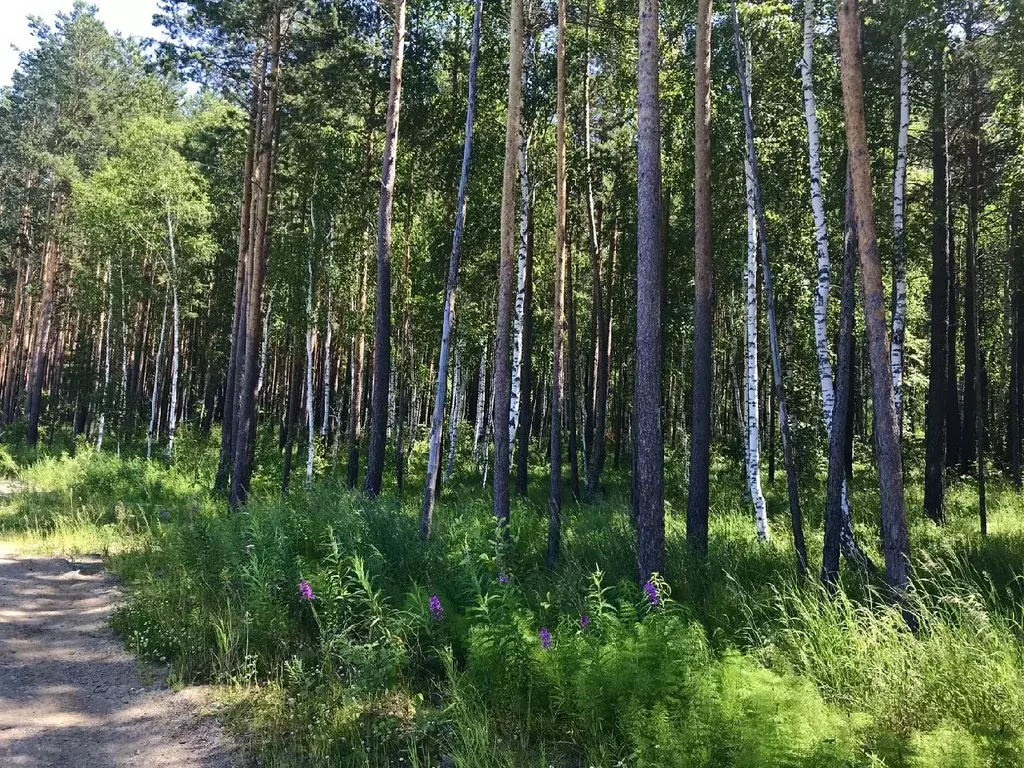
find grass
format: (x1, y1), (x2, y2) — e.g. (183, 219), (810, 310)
(2, 428), (1024, 766)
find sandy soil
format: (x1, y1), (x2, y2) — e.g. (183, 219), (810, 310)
(0, 543), (237, 767)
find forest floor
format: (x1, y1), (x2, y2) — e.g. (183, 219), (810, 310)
(0, 540), (236, 768)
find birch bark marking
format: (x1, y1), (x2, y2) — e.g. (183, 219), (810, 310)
(96, 257), (112, 452)
(420, 0), (483, 538)
(493, 0), (526, 532)
(799, 0), (835, 431)
(305, 240), (316, 492)
(509, 50), (532, 455)
(742, 68), (769, 541)
(732, 3), (807, 576)
(147, 292), (168, 460)
(165, 209), (181, 465)
(890, 31), (910, 430)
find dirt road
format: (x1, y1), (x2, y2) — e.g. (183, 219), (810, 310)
(0, 543), (235, 767)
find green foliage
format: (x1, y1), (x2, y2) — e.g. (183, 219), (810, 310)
(3, 444), (1024, 767)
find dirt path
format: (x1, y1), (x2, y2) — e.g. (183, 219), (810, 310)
(0, 543), (236, 767)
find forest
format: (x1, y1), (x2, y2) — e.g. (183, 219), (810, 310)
(1, 0), (1024, 765)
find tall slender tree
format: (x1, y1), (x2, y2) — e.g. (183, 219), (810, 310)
(688, 0), (713, 561)
(365, 0), (408, 496)
(837, 0), (912, 593)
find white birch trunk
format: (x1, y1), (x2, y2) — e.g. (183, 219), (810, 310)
(743, 68), (769, 542)
(118, 264), (128, 457)
(890, 32), (910, 430)
(509, 125), (530, 453)
(445, 343), (463, 483)
(164, 209), (180, 465)
(321, 285), (332, 436)
(305, 250), (315, 492)
(472, 348), (487, 462)
(799, 0), (835, 432)
(147, 292), (168, 460)
(256, 292), (273, 398)
(96, 257), (112, 452)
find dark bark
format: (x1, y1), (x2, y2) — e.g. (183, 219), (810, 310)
(26, 209), (61, 448)
(925, 40), (948, 523)
(635, 0), (665, 581)
(823, 186), (858, 588)
(365, 0), (407, 497)
(945, 215), (962, 469)
(687, 0), (713, 562)
(1011, 192), (1023, 488)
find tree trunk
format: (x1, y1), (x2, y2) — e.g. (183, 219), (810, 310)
(890, 31), (910, 431)
(472, 348), (488, 463)
(96, 257), (112, 452)
(548, 0), (567, 571)
(347, 252), (368, 488)
(26, 208), (61, 448)
(566, 256), (581, 501)
(924, 38), (948, 523)
(837, 0), (912, 594)
(165, 212), (181, 465)
(365, 0), (407, 496)
(635, 0), (665, 581)
(733, 10), (806, 576)
(420, 0), (483, 538)
(305, 245), (316, 492)
(216, 45), (263, 493)
(493, 0), (525, 533)
(516, 200), (535, 498)
(799, 0), (836, 443)
(509, 53), (532, 456)
(743, 109), (769, 541)
(687, 0), (713, 561)
(445, 344), (463, 484)
(230, 9), (282, 508)
(147, 292), (168, 460)
(1011, 192), (1023, 488)
(823, 179), (858, 588)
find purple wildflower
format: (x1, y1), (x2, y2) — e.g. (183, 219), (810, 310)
(539, 627), (552, 650)
(643, 581), (661, 607)
(579, 615), (590, 631)
(498, 572), (510, 585)
(429, 594), (444, 622)
(298, 580), (316, 602)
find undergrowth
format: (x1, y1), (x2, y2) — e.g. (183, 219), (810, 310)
(2, 429), (1023, 766)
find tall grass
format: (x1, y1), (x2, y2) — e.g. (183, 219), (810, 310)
(2, 430), (1023, 766)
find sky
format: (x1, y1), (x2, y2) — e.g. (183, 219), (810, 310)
(1, 1), (163, 87)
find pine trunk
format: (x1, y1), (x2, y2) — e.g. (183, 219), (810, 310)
(365, 0), (407, 496)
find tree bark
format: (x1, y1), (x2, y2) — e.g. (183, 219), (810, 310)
(924, 38), (948, 523)
(688, 0), (713, 561)
(548, 0), (567, 571)
(493, 0), (525, 533)
(26, 202), (61, 448)
(635, 0), (665, 581)
(365, 0), (407, 496)
(420, 0), (483, 538)
(733, 10), (807, 577)
(516, 200), (535, 498)
(347, 251), (368, 488)
(837, 0), (912, 593)
(890, 31), (910, 431)
(230, 9), (282, 508)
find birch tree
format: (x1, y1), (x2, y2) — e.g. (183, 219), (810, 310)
(890, 32), (910, 430)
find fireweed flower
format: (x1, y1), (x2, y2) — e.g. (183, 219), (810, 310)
(579, 615), (590, 631)
(298, 580), (316, 602)
(429, 594), (444, 622)
(539, 627), (552, 650)
(643, 581), (660, 606)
